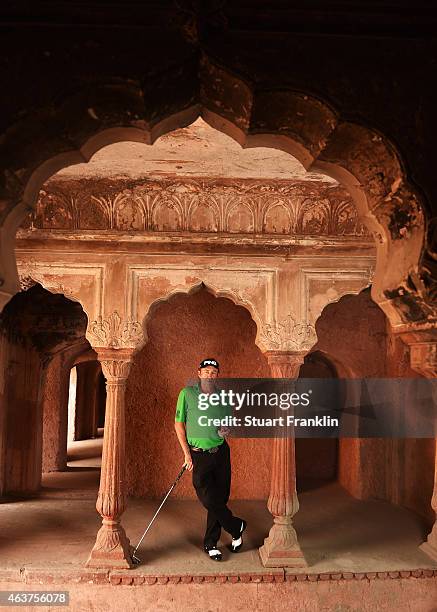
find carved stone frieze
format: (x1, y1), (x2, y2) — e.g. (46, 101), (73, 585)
(21, 177), (370, 238)
(87, 311), (144, 349)
(259, 313), (317, 352)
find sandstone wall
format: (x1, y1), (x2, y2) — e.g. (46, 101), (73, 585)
(0, 331), (43, 494)
(124, 287), (423, 506)
(125, 287), (272, 500)
(314, 288), (434, 527)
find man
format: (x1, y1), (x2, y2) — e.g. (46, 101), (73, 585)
(174, 358), (247, 561)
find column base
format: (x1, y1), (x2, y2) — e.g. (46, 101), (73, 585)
(259, 516), (307, 568)
(86, 519), (134, 569)
(419, 525), (437, 561)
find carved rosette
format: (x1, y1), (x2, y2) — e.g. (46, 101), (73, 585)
(409, 341), (437, 562)
(259, 314), (317, 353)
(87, 311), (144, 350)
(259, 351), (307, 568)
(86, 348), (134, 569)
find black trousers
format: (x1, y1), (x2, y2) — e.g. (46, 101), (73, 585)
(190, 439), (242, 548)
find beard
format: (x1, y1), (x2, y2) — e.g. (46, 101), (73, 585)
(200, 378), (216, 392)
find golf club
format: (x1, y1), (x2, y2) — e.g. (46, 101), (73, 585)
(131, 464), (187, 564)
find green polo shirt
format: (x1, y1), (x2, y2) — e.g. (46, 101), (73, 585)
(175, 382), (231, 450)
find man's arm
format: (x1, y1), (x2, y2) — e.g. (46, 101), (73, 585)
(174, 388), (193, 471)
(174, 421), (193, 471)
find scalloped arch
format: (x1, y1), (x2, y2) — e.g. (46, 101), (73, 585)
(0, 58), (427, 325)
(138, 281), (262, 354)
(16, 275), (91, 323)
(313, 283), (374, 333)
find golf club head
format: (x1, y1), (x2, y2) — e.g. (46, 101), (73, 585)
(132, 553), (141, 565)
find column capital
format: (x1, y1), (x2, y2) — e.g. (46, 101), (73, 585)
(264, 350), (307, 379)
(96, 347), (135, 382)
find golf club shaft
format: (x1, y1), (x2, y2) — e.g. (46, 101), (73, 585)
(132, 465), (187, 557)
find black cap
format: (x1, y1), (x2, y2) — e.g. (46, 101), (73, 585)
(199, 358), (219, 370)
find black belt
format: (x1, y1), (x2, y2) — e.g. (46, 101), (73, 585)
(190, 444), (221, 454)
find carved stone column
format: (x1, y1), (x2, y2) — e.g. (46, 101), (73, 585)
(259, 351), (307, 567)
(86, 347), (134, 568)
(409, 341), (437, 561)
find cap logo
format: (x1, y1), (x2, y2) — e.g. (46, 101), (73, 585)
(199, 359), (219, 369)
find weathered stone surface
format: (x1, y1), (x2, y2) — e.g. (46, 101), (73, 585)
(0, 2), (435, 331)
(0, 8), (436, 590)
(22, 176), (367, 238)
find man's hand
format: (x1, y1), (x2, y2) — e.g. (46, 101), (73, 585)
(218, 426), (231, 438)
(183, 453), (193, 471)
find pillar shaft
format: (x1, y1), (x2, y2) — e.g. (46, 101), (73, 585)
(86, 348), (134, 569)
(259, 350), (307, 567)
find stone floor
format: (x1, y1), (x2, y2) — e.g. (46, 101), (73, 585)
(0, 436), (436, 577)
